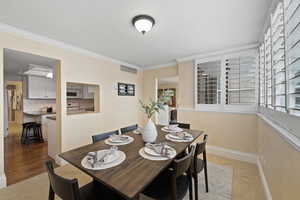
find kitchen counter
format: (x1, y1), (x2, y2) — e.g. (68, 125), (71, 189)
(24, 111), (56, 116)
(46, 116), (56, 120)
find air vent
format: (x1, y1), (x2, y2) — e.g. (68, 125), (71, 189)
(120, 65), (137, 74)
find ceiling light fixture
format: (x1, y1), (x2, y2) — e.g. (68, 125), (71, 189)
(132, 15), (155, 34)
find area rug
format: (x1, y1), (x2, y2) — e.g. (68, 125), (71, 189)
(184, 162), (233, 200)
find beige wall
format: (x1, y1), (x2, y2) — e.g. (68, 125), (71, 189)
(257, 118), (300, 200)
(0, 31), (144, 180)
(178, 110), (258, 153)
(178, 61), (194, 108)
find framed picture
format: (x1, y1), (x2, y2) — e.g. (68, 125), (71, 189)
(118, 83), (135, 96)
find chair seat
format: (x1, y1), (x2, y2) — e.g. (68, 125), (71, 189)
(143, 170), (189, 200)
(79, 181), (125, 200)
(191, 158), (204, 174)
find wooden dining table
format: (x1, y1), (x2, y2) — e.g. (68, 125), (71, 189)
(59, 125), (203, 200)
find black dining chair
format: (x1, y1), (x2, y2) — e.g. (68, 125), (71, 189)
(92, 130), (119, 143)
(45, 161), (125, 200)
(170, 122), (191, 130)
(120, 124), (138, 134)
(191, 135), (209, 200)
(142, 146), (195, 200)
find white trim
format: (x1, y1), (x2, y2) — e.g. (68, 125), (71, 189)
(176, 43), (259, 62)
(0, 23), (141, 69)
(144, 61), (178, 70)
(257, 158), (273, 200)
(206, 145), (257, 164)
(177, 107), (257, 115)
(0, 173), (7, 188)
(257, 113), (300, 152)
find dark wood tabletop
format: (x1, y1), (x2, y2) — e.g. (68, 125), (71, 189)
(59, 125), (203, 199)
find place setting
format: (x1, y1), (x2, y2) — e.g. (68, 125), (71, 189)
(162, 124), (194, 142)
(139, 142), (177, 161)
(81, 146), (126, 170)
(104, 134), (134, 146)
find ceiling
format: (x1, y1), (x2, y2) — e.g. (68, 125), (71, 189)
(0, 0), (272, 68)
(4, 49), (59, 75)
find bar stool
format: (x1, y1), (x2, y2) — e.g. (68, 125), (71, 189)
(21, 122), (44, 144)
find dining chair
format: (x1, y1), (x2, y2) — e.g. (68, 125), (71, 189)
(92, 130), (119, 143)
(169, 122), (191, 130)
(45, 161), (125, 200)
(191, 135), (209, 200)
(142, 145), (195, 200)
(120, 124), (138, 134)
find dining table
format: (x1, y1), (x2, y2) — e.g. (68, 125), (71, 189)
(59, 125), (203, 200)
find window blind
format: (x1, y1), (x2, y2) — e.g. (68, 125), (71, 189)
(265, 28), (273, 108)
(196, 61), (221, 104)
(271, 2), (287, 112)
(225, 56), (256, 104)
(285, 0), (300, 116)
(259, 44), (266, 106)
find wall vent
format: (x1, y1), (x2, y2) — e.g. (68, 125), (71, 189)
(120, 65), (138, 74)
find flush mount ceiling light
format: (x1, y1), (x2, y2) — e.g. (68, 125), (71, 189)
(132, 15), (155, 34)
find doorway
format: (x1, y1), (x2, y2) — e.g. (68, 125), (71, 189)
(3, 49), (61, 185)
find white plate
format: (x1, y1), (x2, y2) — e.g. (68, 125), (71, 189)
(81, 150), (126, 170)
(95, 149), (120, 164)
(109, 135), (130, 143)
(105, 136), (134, 146)
(168, 132), (193, 140)
(161, 127), (183, 133)
(165, 134), (194, 142)
(144, 145), (175, 157)
(139, 148), (176, 161)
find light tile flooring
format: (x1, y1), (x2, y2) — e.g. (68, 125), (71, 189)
(0, 153), (266, 200)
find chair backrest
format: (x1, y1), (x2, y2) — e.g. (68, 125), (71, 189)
(170, 109), (177, 122)
(172, 145), (195, 178)
(120, 124), (138, 134)
(194, 134), (208, 156)
(92, 130), (119, 143)
(177, 123), (190, 129)
(45, 161), (81, 200)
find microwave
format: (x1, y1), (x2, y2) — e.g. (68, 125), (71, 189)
(67, 89), (82, 98)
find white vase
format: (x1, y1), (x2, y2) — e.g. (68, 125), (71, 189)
(142, 118), (158, 143)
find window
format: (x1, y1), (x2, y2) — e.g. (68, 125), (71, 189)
(196, 60), (221, 104)
(265, 28), (273, 109)
(225, 56), (256, 104)
(272, 2), (287, 112)
(259, 44), (266, 106)
(195, 50), (258, 112)
(285, 0), (300, 116)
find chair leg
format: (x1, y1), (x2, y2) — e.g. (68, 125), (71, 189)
(193, 173), (198, 200)
(204, 161), (209, 193)
(48, 186), (55, 200)
(188, 172), (193, 200)
(21, 127), (25, 144)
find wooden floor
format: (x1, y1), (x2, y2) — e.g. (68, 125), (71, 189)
(4, 124), (56, 185)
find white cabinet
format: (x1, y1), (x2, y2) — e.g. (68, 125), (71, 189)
(83, 85), (96, 99)
(27, 76), (56, 99)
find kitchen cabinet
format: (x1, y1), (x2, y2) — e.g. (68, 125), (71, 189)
(83, 85), (96, 99)
(27, 75), (56, 99)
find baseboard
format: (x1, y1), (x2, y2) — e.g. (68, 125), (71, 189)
(55, 155), (68, 166)
(0, 173), (7, 188)
(257, 158), (273, 200)
(206, 145), (257, 164)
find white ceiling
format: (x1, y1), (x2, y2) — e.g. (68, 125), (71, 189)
(0, 0), (272, 68)
(4, 49), (59, 75)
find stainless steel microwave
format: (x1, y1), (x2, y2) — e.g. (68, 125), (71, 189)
(67, 89), (82, 98)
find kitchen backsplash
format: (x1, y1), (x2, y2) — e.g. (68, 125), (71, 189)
(23, 99), (56, 112)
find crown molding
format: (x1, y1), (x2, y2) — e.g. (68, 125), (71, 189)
(0, 23), (141, 69)
(144, 61), (178, 70)
(176, 43), (259, 63)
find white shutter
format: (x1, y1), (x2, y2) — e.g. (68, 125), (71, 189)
(225, 56), (256, 105)
(285, 0), (300, 116)
(196, 60), (221, 104)
(272, 2), (287, 112)
(259, 44), (266, 106)
(265, 28), (273, 108)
